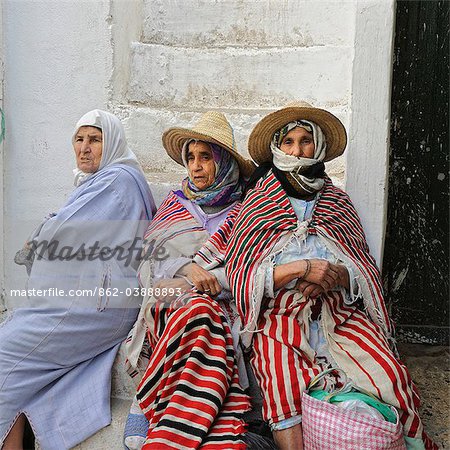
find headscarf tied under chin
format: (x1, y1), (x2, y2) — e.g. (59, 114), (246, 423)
(270, 120), (327, 196)
(178, 140), (243, 207)
(72, 109), (145, 186)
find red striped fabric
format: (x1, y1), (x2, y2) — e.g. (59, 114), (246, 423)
(134, 194), (249, 449)
(194, 203), (241, 270)
(226, 172), (436, 448)
(141, 192), (205, 249)
(226, 171), (393, 339)
(137, 296), (250, 449)
(251, 290), (436, 447)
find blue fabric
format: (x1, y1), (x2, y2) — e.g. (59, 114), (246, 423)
(124, 413), (149, 441)
(265, 196), (357, 301)
(0, 164), (154, 450)
(275, 197), (334, 269)
(264, 197), (333, 296)
(270, 414), (302, 431)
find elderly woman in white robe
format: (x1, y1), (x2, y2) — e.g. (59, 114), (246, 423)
(0, 110), (156, 450)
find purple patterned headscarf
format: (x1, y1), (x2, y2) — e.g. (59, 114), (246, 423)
(176, 140), (243, 207)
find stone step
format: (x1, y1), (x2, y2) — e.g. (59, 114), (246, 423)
(142, 0), (353, 48)
(116, 105), (347, 186)
(127, 43), (352, 110)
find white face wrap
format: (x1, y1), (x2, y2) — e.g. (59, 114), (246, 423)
(270, 120), (327, 194)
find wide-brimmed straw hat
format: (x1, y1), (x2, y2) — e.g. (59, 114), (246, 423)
(162, 111), (255, 178)
(248, 101), (347, 164)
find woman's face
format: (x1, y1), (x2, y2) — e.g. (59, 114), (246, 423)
(279, 126), (315, 159)
(73, 126), (103, 173)
(186, 141), (216, 190)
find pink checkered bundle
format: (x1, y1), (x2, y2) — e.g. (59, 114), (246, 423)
(302, 392), (406, 450)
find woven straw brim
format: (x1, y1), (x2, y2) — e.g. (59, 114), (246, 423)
(248, 106), (347, 164)
(162, 128), (255, 178)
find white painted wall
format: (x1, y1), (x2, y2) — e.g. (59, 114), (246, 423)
(0, 0), (5, 316)
(110, 0), (143, 104)
(124, 0), (356, 205)
(347, 0), (396, 263)
(143, 0), (354, 48)
(1, 0), (393, 301)
(2, 0), (114, 308)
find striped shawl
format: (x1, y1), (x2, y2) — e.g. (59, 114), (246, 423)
(125, 192), (241, 374)
(225, 171), (393, 348)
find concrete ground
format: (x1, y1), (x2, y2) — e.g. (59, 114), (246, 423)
(397, 343), (449, 449)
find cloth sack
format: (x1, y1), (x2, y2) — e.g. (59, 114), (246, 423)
(308, 389), (398, 423)
(302, 369), (406, 450)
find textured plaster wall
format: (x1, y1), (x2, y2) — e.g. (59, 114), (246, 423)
(0, 0), (5, 315)
(1, 0), (394, 307)
(347, 0), (396, 263)
(123, 0), (356, 212)
(110, 0), (143, 104)
(2, 0), (114, 308)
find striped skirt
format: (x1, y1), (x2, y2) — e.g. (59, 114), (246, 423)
(250, 289), (437, 450)
(136, 294), (250, 449)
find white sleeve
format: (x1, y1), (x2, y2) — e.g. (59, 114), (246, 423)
(340, 263), (361, 304)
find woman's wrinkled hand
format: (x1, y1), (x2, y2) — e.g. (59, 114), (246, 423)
(295, 280), (324, 298)
(302, 259), (340, 291)
(178, 263), (222, 296)
(274, 259), (349, 293)
(154, 278), (192, 303)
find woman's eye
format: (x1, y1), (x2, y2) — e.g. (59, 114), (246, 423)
(283, 139), (292, 145)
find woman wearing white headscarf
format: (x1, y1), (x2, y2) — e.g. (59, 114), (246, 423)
(0, 110), (156, 450)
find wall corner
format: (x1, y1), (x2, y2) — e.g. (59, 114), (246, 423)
(0, 0), (5, 315)
(346, 0), (396, 266)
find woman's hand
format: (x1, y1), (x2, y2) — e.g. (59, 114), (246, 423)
(302, 259), (340, 291)
(273, 259), (350, 292)
(154, 278), (192, 303)
(177, 263), (222, 296)
(295, 280), (324, 298)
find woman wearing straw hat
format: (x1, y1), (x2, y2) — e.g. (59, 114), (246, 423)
(123, 112), (277, 449)
(226, 102), (436, 450)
